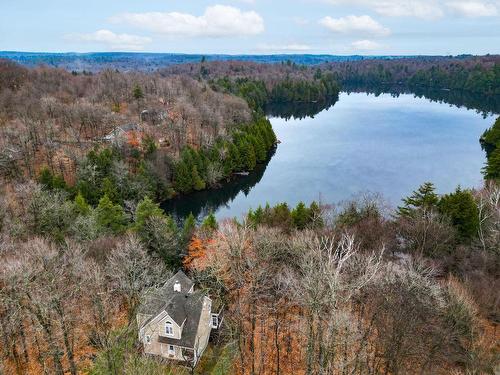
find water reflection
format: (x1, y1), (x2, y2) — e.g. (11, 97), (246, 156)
(342, 83), (500, 118)
(162, 87), (497, 222)
(264, 94), (339, 120)
(161, 150), (274, 223)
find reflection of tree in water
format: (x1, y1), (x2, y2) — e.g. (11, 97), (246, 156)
(161, 149), (275, 223)
(342, 83), (500, 118)
(264, 94), (339, 120)
(163, 85), (498, 222)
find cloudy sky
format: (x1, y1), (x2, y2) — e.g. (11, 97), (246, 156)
(1, 0), (499, 55)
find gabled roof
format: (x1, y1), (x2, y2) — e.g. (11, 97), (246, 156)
(158, 292), (207, 348)
(138, 270), (204, 346)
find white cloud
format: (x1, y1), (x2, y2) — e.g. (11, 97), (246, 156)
(373, 1), (444, 18)
(446, 1), (498, 16)
(323, 0), (443, 19)
(319, 15), (391, 36)
(110, 5), (264, 38)
(351, 39), (382, 50)
(256, 43), (312, 52)
(65, 29), (152, 51)
(323, 0), (499, 19)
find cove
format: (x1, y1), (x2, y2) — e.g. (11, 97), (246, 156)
(162, 91), (498, 222)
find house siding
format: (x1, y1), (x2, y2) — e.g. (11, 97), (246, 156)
(137, 272), (217, 366)
(194, 297), (212, 358)
(140, 311), (184, 358)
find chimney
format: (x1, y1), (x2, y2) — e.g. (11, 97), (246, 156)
(174, 280), (181, 292)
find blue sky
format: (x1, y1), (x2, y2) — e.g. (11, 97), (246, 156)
(1, 0), (499, 55)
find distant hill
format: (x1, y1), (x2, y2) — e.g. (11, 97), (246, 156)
(0, 51), (420, 72)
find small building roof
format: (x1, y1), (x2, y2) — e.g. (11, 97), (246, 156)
(118, 123), (140, 132)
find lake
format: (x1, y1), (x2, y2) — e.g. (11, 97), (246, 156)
(162, 90), (498, 222)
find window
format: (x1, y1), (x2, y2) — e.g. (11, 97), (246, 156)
(168, 345), (175, 356)
(165, 321), (174, 336)
(211, 314), (218, 328)
(145, 335), (151, 344)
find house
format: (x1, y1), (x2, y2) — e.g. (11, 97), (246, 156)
(103, 123), (142, 145)
(137, 270), (222, 367)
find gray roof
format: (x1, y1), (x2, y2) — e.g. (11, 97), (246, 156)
(138, 270), (206, 348)
(164, 270), (194, 294)
(105, 123), (140, 138)
(138, 271), (194, 319)
(157, 292), (206, 348)
(118, 123), (140, 132)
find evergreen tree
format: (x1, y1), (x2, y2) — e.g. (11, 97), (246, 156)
(483, 148), (500, 180)
(398, 182), (439, 216)
(438, 187), (479, 241)
(74, 192), (90, 216)
(96, 194), (127, 233)
(253, 206), (264, 226)
(132, 84), (144, 100)
(174, 161), (193, 193)
(227, 142), (241, 173)
(182, 213), (197, 244)
(201, 212), (218, 232)
(292, 202), (310, 229)
(191, 165), (206, 191)
(134, 196), (165, 232)
(101, 177), (120, 203)
(240, 139), (256, 171)
(38, 167), (67, 191)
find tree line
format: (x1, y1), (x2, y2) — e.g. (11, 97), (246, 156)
(211, 73), (340, 111)
(323, 55), (500, 95)
(162, 55), (500, 98)
(173, 117), (276, 193)
(481, 117), (500, 180)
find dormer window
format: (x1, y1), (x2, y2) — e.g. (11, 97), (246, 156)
(165, 321), (174, 336)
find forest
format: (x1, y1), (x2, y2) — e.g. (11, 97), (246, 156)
(323, 55), (500, 95)
(163, 55), (500, 97)
(0, 55), (499, 375)
(481, 117), (500, 179)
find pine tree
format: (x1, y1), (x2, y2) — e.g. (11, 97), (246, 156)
(483, 148), (500, 180)
(96, 194), (127, 233)
(132, 84), (144, 100)
(191, 165), (206, 191)
(101, 177), (120, 203)
(174, 161), (193, 194)
(201, 212), (218, 232)
(240, 139), (256, 171)
(182, 213), (197, 244)
(438, 187), (479, 241)
(398, 182), (439, 216)
(254, 206), (264, 225)
(292, 202), (310, 229)
(134, 196), (165, 231)
(38, 167), (67, 191)
(74, 192), (90, 215)
(227, 143), (241, 173)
